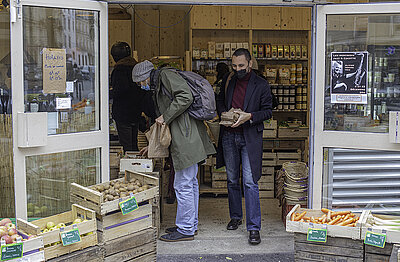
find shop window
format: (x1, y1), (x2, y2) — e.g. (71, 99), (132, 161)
(324, 14), (400, 133)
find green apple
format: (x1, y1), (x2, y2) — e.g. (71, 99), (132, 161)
(56, 223), (66, 229)
(46, 222), (55, 229)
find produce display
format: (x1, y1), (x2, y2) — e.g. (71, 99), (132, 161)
(364, 213), (400, 231)
(290, 208), (359, 227)
(0, 218), (37, 244)
(90, 178), (151, 202)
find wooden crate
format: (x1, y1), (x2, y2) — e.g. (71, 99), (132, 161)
(212, 180), (227, 189)
(276, 150), (302, 165)
(262, 166), (274, 175)
(110, 146), (123, 155)
(120, 158), (153, 173)
(17, 204), (97, 261)
(262, 152), (277, 166)
(259, 174), (274, 183)
(263, 129), (277, 138)
(264, 119), (278, 129)
(259, 190), (274, 199)
(109, 153), (120, 168)
(294, 232), (364, 262)
(286, 205), (362, 239)
(70, 171), (159, 216)
(46, 245), (104, 262)
(212, 172), (227, 181)
(364, 243), (393, 262)
(259, 182), (274, 190)
(278, 127), (309, 138)
(12, 232), (45, 262)
(102, 228), (157, 262)
(281, 200), (307, 225)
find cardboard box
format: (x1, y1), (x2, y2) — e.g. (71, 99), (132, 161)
(265, 44), (271, 58)
(208, 41), (216, 59)
(224, 42), (231, 58)
(258, 44), (264, 58)
(231, 43), (237, 56)
(271, 45), (278, 58)
(278, 45), (284, 58)
(252, 44), (258, 58)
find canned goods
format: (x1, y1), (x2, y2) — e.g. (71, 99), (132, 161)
(289, 96), (296, 103)
(289, 87), (296, 95)
(297, 87), (302, 94)
(284, 87), (290, 95)
(278, 96), (284, 103)
(296, 95), (302, 102)
(302, 95), (307, 102)
(289, 104), (295, 110)
(278, 104), (283, 110)
(283, 104), (289, 110)
(284, 97), (289, 103)
(296, 103), (302, 110)
(302, 87), (307, 94)
(301, 103), (307, 110)
(277, 87), (283, 95)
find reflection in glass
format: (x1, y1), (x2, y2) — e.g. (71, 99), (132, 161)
(0, 8), (14, 219)
(26, 148), (100, 218)
(23, 6), (99, 135)
(325, 14), (400, 133)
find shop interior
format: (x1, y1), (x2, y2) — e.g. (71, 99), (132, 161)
(107, 3), (311, 255)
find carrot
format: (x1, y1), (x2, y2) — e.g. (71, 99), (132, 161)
(345, 223), (356, 227)
(328, 216), (341, 225)
(327, 210), (332, 222)
(319, 214), (326, 222)
(343, 214), (350, 221)
(332, 211), (351, 216)
(322, 216), (327, 224)
(300, 219), (304, 222)
(321, 208), (330, 213)
(294, 211), (306, 221)
(291, 212), (295, 221)
(337, 218), (354, 226)
(311, 217), (318, 224)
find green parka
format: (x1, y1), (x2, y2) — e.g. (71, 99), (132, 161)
(154, 69), (216, 171)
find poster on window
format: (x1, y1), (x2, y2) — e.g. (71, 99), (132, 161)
(43, 48), (67, 94)
(331, 52), (368, 104)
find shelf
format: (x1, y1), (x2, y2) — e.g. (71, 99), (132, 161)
(273, 110), (307, 112)
(256, 58), (308, 61)
(193, 58), (230, 61)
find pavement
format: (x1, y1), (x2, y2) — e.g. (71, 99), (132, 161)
(157, 196), (295, 262)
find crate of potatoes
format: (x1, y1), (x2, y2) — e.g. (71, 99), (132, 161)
(70, 170), (158, 244)
(17, 204), (97, 261)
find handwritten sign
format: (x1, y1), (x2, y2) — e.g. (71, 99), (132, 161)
(60, 228), (81, 246)
(56, 97), (71, 110)
(43, 48), (66, 94)
(119, 196), (139, 215)
(1, 243), (23, 261)
(307, 228), (327, 243)
(364, 231), (386, 248)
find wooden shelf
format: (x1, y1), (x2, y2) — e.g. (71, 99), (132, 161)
(256, 58), (308, 61)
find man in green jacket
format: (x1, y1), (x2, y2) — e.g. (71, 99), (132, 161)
(132, 61), (216, 242)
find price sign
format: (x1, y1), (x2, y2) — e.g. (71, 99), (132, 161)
(307, 228), (327, 243)
(1, 243), (23, 261)
(364, 231), (386, 248)
(119, 196), (138, 215)
(60, 228), (81, 246)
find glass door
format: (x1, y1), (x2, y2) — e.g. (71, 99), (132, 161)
(313, 3), (400, 213)
(10, 0), (108, 219)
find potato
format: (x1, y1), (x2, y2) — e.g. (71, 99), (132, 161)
(109, 190), (117, 196)
(127, 185), (134, 191)
(120, 193), (127, 198)
(104, 184), (110, 190)
(142, 184), (149, 190)
(110, 181), (115, 186)
(133, 189), (138, 194)
(104, 189), (109, 194)
(114, 184), (121, 190)
(113, 196), (119, 200)
(133, 185), (139, 190)
(106, 195), (114, 201)
(120, 187), (127, 192)
(129, 178), (136, 183)
(138, 187), (144, 192)
(98, 185), (104, 192)
(115, 189), (120, 195)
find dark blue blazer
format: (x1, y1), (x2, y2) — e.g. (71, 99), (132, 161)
(216, 70), (272, 182)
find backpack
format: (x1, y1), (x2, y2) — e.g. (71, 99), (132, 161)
(158, 67), (217, 121)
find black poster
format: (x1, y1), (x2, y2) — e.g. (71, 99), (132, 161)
(331, 52), (368, 104)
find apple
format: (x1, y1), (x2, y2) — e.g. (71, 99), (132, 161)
(5, 223), (15, 229)
(10, 234), (20, 243)
(1, 235), (12, 244)
(46, 222), (55, 230)
(8, 228), (17, 236)
(56, 223), (66, 229)
(0, 226), (7, 237)
(0, 218), (11, 227)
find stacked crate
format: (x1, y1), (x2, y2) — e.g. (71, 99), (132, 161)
(70, 170), (159, 261)
(275, 149), (302, 165)
(212, 167), (227, 189)
(259, 166), (275, 198)
(263, 119), (277, 139)
(109, 146), (123, 180)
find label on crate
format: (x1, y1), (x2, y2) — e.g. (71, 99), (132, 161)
(307, 228), (327, 243)
(60, 228), (81, 246)
(119, 196), (139, 215)
(1, 243), (23, 261)
(364, 231), (386, 248)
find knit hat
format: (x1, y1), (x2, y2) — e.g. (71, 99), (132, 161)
(132, 60), (154, 82)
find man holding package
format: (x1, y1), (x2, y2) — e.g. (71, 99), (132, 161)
(133, 61), (215, 242)
(216, 48), (272, 245)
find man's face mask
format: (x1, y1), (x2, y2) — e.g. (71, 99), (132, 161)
(232, 55), (250, 80)
(140, 79), (150, 91)
(234, 68), (248, 79)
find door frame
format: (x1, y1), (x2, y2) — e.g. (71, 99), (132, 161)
(312, 3), (400, 209)
(10, 0), (109, 219)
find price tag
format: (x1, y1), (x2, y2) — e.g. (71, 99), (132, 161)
(307, 228), (327, 243)
(364, 231), (386, 248)
(60, 228), (81, 246)
(119, 196), (138, 215)
(1, 243), (23, 261)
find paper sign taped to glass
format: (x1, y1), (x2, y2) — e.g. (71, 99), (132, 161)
(330, 52), (368, 104)
(43, 48), (67, 94)
(389, 111), (400, 143)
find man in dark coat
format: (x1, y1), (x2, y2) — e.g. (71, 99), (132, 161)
(110, 42), (154, 152)
(216, 48), (272, 245)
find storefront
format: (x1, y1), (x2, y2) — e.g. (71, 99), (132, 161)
(0, 0), (399, 246)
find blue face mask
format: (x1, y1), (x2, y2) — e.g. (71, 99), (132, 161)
(141, 84), (150, 91)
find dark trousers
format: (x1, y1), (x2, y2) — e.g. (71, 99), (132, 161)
(115, 121), (139, 152)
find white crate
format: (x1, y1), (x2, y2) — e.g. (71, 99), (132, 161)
(120, 159), (153, 173)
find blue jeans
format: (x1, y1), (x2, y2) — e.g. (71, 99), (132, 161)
(222, 132), (261, 231)
(174, 164), (199, 235)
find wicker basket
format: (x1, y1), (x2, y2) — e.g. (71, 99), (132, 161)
(282, 161), (308, 205)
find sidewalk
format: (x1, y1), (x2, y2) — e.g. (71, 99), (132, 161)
(157, 196), (295, 262)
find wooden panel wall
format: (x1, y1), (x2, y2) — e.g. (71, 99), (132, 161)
(134, 10), (160, 61)
(251, 7), (281, 30)
(108, 20), (132, 67)
(191, 6), (220, 29)
(160, 10), (185, 58)
(221, 6), (251, 29)
(281, 7), (311, 30)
